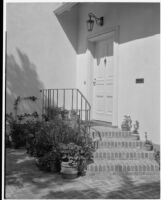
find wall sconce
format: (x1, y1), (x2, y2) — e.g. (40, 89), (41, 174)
(86, 13), (104, 32)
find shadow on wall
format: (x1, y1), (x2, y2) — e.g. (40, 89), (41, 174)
(56, 3), (79, 54)
(55, 3), (160, 55)
(6, 48), (44, 115)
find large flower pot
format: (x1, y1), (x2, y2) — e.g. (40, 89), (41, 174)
(144, 144), (153, 151)
(61, 161), (78, 179)
(131, 133), (140, 140)
(121, 126), (130, 131)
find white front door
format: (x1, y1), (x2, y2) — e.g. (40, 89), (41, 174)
(93, 35), (114, 122)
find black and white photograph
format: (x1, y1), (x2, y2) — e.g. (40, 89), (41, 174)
(3, 0), (160, 199)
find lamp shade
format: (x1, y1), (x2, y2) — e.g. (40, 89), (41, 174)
(86, 18), (94, 32)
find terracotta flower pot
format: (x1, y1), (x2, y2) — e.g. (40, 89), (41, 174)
(61, 161), (78, 179)
(131, 133), (140, 140)
(144, 144), (153, 151)
(121, 126), (130, 131)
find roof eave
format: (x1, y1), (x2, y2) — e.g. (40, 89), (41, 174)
(54, 2), (78, 15)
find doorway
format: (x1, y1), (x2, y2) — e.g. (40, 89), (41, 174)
(92, 35), (114, 122)
(88, 28), (119, 125)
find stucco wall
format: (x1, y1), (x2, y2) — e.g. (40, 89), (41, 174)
(76, 3), (160, 143)
(6, 3), (160, 144)
(6, 3), (77, 114)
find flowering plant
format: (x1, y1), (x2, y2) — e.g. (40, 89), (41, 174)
(59, 143), (83, 166)
(59, 141), (94, 175)
(121, 115), (132, 131)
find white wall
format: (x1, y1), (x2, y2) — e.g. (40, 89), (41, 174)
(6, 3), (77, 114)
(76, 3), (160, 144)
(6, 3), (160, 144)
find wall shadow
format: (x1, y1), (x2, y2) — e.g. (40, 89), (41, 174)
(55, 3), (79, 54)
(55, 3), (160, 55)
(6, 48), (44, 114)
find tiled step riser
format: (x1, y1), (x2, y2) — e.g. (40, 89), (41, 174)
(87, 164), (159, 174)
(98, 131), (137, 138)
(94, 152), (154, 160)
(98, 141), (145, 149)
(87, 171), (159, 176)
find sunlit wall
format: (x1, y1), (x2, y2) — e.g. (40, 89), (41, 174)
(6, 3), (77, 114)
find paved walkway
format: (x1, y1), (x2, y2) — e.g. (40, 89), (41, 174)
(5, 148), (160, 199)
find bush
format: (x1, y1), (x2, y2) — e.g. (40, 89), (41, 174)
(6, 112), (41, 149)
(36, 150), (61, 172)
(32, 119), (95, 175)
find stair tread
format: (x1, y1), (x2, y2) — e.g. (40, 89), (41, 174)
(98, 138), (143, 141)
(95, 148), (154, 153)
(90, 159), (159, 165)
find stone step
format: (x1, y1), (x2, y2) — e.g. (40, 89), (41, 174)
(94, 130), (138, 139)
(97, 140), (145, 149)
(86, 171), (160, 179)
(87, 160), (159, 176)
(94, 149), (155, 160)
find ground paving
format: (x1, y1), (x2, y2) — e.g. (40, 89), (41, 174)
(5, 148), (160, 199)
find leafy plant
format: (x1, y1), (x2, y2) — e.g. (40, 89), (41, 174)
(132, 120), (139, 134)
(121, 115), (132, 131)
(36, 150), (61, 172)
(144, 140), (153, 145)
(31, 118), (95, 176)
(154, 150), (160, 169)
(44, 107), (62, 121)
(6, 112), (41, 149)
(60, 108), (69, 120)
(14, 96), (38, 119)
(144, 132), (153, 146)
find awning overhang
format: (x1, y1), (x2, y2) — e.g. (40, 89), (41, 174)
(54, 2), (78, 15)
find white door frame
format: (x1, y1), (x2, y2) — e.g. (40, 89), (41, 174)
(87, 26), (119, 126)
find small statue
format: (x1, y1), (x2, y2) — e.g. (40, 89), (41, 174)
(133, 120), (139, 134)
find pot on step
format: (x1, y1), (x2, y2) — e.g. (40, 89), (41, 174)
(131, 133), (140, 140)
(144, 144), (153, 151)
(61, 161), (78, 179)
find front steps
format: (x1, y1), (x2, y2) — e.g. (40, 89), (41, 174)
(94, 149), (155, 160)
(87, 128), (160, 177)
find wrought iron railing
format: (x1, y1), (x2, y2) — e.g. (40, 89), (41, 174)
(40, 88), (91, 122)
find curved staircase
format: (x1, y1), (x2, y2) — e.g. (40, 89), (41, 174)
(87, 128), (160, 178)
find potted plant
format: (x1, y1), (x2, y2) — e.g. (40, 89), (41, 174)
(121, 115), (132, 131)
(36, 149), (61, 172)
(59, 143), (80, 179)
(154, 150), (160, 169)
(144, 140), (153, 151)
(144, 132), (153, 151)
(59, 139), (94, 179)
(131, 120), (140, 140)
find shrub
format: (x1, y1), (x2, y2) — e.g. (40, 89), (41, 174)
(36, 150), (61, 172)
(44, 107), (62, 121)
(6, 112), (41, 149)
(32, 119), (95, 175)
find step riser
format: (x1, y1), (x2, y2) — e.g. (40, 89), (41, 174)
(87, 171), (159, 176)
(94, 152), (154, 160)
(98, 131), (138, 138)
(87, 164), (159, 174)
(90, 127), (159, 178)
(97, 141), (145, 149)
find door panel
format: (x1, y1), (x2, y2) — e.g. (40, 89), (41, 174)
(93, 36), (114, 122)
